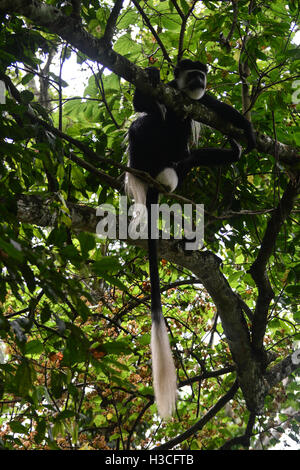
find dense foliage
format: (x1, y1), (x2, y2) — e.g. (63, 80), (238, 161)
(0, 0), (299, 450)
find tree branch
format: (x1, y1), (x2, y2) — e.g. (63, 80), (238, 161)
(220, 411), (256, 449)
(154, 380), (239, 449)
(131, 0), (172, 64)
(178, 365), (235, 388)
(71, 0), (81, 20)
(264, 352), (300, 391)
(102, 0), (124, 44)
(249, 177), (300, 353)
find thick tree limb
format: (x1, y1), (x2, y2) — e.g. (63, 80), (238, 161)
(265, 352), (300, 391)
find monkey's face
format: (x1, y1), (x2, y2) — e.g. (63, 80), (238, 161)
(176, 68), (207, 100)
(174, 60), (208, 100)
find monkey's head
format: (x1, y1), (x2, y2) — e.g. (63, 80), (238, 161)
(174, 59), (208, 100)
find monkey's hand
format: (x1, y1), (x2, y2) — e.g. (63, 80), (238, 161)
(144, 67), (167, 119)
(145, 67), (161, 87)
(133, 67), (162, 115)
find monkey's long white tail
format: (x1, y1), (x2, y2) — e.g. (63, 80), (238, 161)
(151, 314), (177, 418)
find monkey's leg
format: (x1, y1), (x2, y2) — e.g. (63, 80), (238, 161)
(174, 138), (242, 183)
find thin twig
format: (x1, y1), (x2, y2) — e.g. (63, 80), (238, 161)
(153, 380), (239, 449)
(131, 0), (172, 64)
(219, 411), (256, 449)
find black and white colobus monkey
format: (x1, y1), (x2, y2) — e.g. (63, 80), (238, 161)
(125, 59), (256, 418)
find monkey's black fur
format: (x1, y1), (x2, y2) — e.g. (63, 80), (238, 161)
(128, 59), (255, 183)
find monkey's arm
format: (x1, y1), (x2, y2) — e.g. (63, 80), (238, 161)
(133, 67), (164, 116)
(200, 93), (256, 152)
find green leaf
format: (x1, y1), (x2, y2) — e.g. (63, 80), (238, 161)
(92, 256), (122, 274)
(40, 303), (51, 324)
(101, 274), (127, 291)
(103, 339), (132, 355)
(9, 421), (28, 434)
(50, 370), (64, 399)
(20, 263), (36, 292)
(35, 419), (46, 444)
(21, 73), (35, 85)
(20, 90), (34, 104)
(77, 232), (96, 257)
(25, 339), (44, 356)
(0, 237), (24, 262)
(179, 0), (190, 15)
(286, 285), (300, 296)
(161, 16), (180, 31)
(118, 11), (139, 29)
(15, 360), (32, 396)
(286, 48), (300, 59)
(137, 333), (150, 346)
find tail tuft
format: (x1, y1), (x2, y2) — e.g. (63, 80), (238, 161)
(151, 316), (177, 418)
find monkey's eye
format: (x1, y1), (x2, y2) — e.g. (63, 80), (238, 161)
(187, 71), (205, 81)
